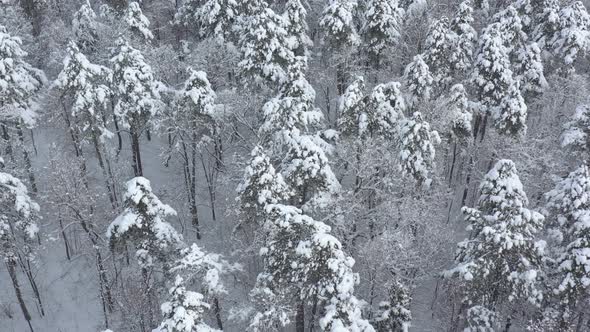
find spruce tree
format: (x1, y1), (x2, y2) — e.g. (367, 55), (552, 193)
(449, 0), (477, 74)
(72, 0), (98, 51)
(338, 75), (368, 138)
(551, 1), (590, 70)
(320, 0), (360, 48)
(362, 0), (404, 63)
(446, 160), (545, 324)
(423, 17), (452, 86)
(398, 112), (441, 186)
(0, 164), (40, 332)
(283, 0), (312, 56)
(111, 38), (163, 176)
(448, 84), (473, 140)
(492, 81), (528, 137)
(514, 42), (548, 96)
(562, 104), (590, 153)
(546, 165), (590, 326)
(374, 279), (412, 332)
(125, 2), (154, 41)
(237, 7), (294, 87)
(175, 0), (240, 44)
(404, 54), (434, 104)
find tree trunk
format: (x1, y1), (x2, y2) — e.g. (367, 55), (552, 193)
(91, 128), (118, 208)
(6, 260), (34, 332)
(131, 129), (143, 177)
(296, 300), (305, 332)
(213, 297), (223, 330)
(16, 123), (37, 193)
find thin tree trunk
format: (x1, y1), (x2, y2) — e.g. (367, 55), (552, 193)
(213, 297), (223, 330)
(6, 260), (34, 332)
(91, 128), (118, 208)
(131, 129), (143, 177)
(1, 123), (13, 161)
(16, 123), (37, 193)
(59, 216), (71, 260)
(295, 300), (305, 332)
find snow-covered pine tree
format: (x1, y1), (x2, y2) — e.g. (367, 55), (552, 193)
(125, 1), (154, 41)
(250, 203), (374, 332)
(168, 68), (219, 238)
(338, 75), (368, 138)
(551, 1), (590, 71)
(449, 0), (477, 74)
(562, 103), (590, 153)
(374, 279), (412, 332)
(157, 275), (219, 332)
(111, 38), (163, 176)
(494, 6), (526, 53)
(0, 25), (45, 128)
(514, 42), (548, 97)
(319, 0), (360, 49)
(464, 305), (497, 332)
(339, 79), (406, 141)
(283, 0), (312, 57)
(446, 160), (545, 324)
(398, 112), (441, 187)
(546, 164), (590, 327)
(54, 41), (118, 205)
(423, 17), (452, 86)
(237, 6), (294, 87)
(0, 25), (45, 192)
(236, 146), (291, 229)
(492, 80), (528, 137)
(448, 84), (473, 140)
(529, 0), (561, 49)
(107, 177), (182, 269)
(268, 61), (339, 205)
(362, 0), (404, 64)
(404, 54), (434, 104)
(72, 0), (98, 51)
(471, 23), (514, 110)
(366, 81), (406, 140)
(175, 0), (240, 44)
(0, 164), (40, 332)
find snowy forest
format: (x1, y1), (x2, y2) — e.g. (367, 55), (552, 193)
(3, 0), (590, 331)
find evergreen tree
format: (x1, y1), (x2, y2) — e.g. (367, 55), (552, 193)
(464, 305), (497, 332)
(0, 164), (40, 332)
(111, 39), (163, 176)
(514, 42), (548, 96)
(72, 0), (98, 51)
(125, 2), (154, 41)
(471, 23), (514, 111)
(449, 0), (477, 74)
(448, 84), (473, 140)
(0, 25), (45, 127)
(158, 276), (219, 332)
(107, 177), (182, 270)
(338, 75), (368, 138)
(320, 0), (360, 49)
(237, 7), (294, 87)
(404, 54), (434, 104)
(562, 104), (590, 153)
(250, 203), (374, 332)
(423, 17), (452, 86)
(283, 0), (312, 56)
(398, 112), (440, 186)
(546, 165), (590, 325)
(236, 146), (291, 228)
(366, 81), (406, 140)
(362, 0), (404, 62)
(492, 81), (528, 137)
(55, 42), (113, 143)
(551, 1), (590, 70)
(175, 0), (240, 44)
(494, 6), (526, 52)
(54, 42), (118, 205)
(374, 279), (412, 332)
(446, 160), (545, 320)
(531, 0), (561, 49)
(167, 69), (219, 238)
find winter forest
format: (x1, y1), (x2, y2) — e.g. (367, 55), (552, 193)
(4, 0), (590, 331)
